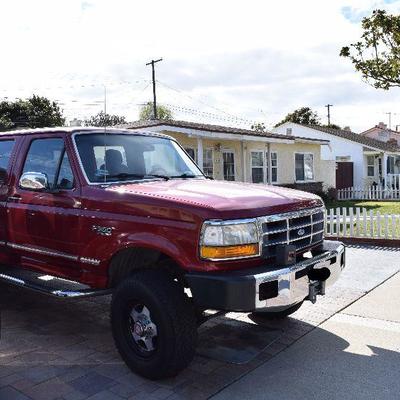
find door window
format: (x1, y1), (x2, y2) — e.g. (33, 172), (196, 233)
(22, 138), (74, 190)
(203, 148), (213, 178)
(56, 151), (74, 189)
(0, 140), (15, 170)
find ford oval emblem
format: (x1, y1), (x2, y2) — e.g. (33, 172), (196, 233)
(297, 228), (306, 236)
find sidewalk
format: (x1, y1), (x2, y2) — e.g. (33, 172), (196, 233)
(212, 272), (400, 400)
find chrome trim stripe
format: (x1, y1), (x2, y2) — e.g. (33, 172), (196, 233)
(7, 243), (78, 261)
(80, 257), (101, 266)
(0, 274), (25, 285)
(0, 240), (6, 246)
(258, 207), (325, 224)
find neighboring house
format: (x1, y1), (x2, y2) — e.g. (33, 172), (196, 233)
(126, 119), (335, 192)
(273, 122), (400, 190)
(361, 122), (400, 175)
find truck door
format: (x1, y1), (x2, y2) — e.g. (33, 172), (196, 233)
(0, 138), (17, 264)
(6, 134), (82, 278)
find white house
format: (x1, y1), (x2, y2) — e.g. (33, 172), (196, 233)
(273, 122), (400, 190)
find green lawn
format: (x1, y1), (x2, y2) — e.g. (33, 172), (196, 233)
(325, 200), (400, 215)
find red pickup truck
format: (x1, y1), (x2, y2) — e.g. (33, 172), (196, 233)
(0, 127), (345, 379)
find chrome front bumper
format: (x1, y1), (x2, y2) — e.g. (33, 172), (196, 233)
(187, 240), (345, 312)
(254, 240), (345, 310)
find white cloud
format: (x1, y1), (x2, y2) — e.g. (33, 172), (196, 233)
(0, 0), (400, 131)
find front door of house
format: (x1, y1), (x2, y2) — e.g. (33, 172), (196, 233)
(336, 162), (354, 189)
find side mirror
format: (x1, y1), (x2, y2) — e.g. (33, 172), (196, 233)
(0, 168), (7, 184)
(19, 172), (49, 191)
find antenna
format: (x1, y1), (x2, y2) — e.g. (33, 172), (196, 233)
(103, 83), (107, 184)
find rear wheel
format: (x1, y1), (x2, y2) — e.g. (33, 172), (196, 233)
(251, 301), (303, 320)
(111, 270), (197, 379)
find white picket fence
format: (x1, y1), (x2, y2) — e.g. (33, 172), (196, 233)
(337, 185), (400, 200)
(325, 207), (400, 239)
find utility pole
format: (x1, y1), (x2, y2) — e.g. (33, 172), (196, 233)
(325, 104), (333, 126)
(146, 58), (163, 119)
(386, 112), (392, 129)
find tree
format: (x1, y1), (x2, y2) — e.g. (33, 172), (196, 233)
(340, 9), (400, 90)
(251, 122), (266, 132)
(274, 107), (320, 127)
(139, 102), (173, 120)
(0, 95), (65, 131)
(84, 111), (127, 127)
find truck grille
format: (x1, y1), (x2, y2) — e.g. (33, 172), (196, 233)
(258, 207), (325, 260)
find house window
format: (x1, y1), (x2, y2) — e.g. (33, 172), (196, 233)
(184, 148), (197, 163)
(251, 151), (278, 183)
(387, 155), (400, 174)
(223, 151), (235, 181)
(388, 156), (395, 174)
(367, 155), (375, 177)
(295, 153), (314, 181)
(203, 148), (213, 178)
(251, 151), (264, 183)
(267, 152), (278, 183)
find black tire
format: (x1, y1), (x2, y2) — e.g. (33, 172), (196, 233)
(251, 301), (303, 320)
(111, 269), (197, 380)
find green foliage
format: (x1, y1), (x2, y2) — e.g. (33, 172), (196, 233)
(84, 111), (127, 127)
(139, 102), (173, 120)
(0, 95), (65, 131)
(251, 122), (266, 132)
(274, 107), (320, 127)
(340, 9), (400, 90)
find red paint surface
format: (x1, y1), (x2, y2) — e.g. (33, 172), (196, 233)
(0, 129), (323, 288)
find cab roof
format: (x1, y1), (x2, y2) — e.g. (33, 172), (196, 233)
(0, 126), (172, 140)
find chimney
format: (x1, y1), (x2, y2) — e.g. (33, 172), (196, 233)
(343, 126), (351, 132)
(378, 121), (387, 129)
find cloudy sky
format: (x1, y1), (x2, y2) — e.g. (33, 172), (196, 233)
(1, 0), (400, 131)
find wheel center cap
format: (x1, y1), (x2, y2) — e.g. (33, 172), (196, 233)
(133, 322), (145, 337)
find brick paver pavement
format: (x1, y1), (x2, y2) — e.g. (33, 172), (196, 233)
(0, 245), (397, 400)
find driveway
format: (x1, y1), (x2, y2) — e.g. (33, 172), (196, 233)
(0, 244), (399, 400)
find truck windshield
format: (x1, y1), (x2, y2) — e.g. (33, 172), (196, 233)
(74, 132), (204, 183)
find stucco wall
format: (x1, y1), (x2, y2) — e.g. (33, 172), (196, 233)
(273, 123), (366, 187)
(162, 130), (333, 188)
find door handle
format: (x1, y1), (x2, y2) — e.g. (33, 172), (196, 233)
(8, 195), (21, 202)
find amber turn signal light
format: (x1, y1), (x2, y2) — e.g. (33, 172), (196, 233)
(200, 243), (259, 260)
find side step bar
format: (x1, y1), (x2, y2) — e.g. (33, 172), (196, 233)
(0, 266), (112, 298)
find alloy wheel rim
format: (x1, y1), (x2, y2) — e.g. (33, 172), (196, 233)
(128, 303), (158, 353)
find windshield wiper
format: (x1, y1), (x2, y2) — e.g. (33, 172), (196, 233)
(103, 173), (170, 181)
(168, 173), (204, 179)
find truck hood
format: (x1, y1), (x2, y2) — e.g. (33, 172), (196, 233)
(107, 179), (323, 218)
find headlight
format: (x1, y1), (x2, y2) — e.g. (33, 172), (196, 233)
(200, 219), (260, 260)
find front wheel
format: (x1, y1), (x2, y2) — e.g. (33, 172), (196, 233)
(251, 301), (303, 320)
(111, 270), (197, 380)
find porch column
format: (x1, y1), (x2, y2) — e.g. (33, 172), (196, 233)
(267, 142), (272, 184)
(241, 141), (247, 182)
(197, 137), (203, 171)
(383, 152), (388, 187)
